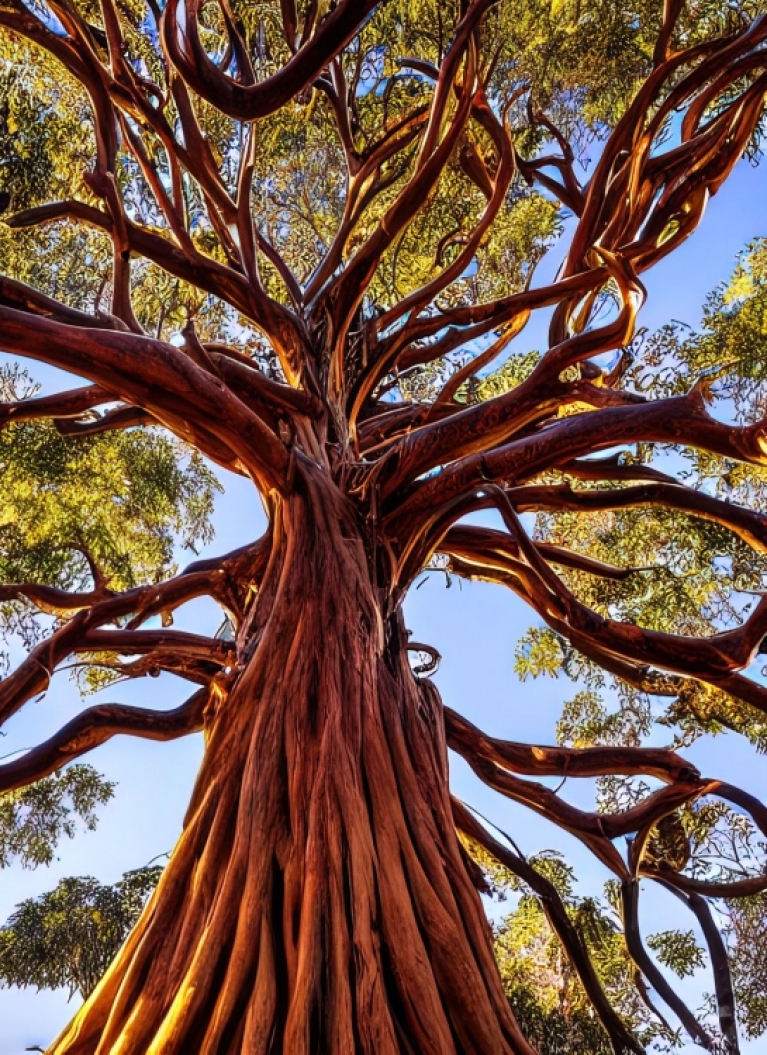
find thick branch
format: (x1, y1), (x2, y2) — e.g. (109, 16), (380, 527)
(385, 392), (767, 528)
(161, 0), (380, 122)
(0, 274), (124, 331)
(0, 305), (289, 489)
(503, 482), (767, 555)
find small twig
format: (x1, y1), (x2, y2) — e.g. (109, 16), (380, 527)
(406, 641), (441, 675)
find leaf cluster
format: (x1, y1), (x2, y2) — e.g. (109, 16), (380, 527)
(0, 864), (161, 998)
(0, 765), (114, 870)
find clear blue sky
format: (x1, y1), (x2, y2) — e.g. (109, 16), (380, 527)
(1, 156), (767, 1053)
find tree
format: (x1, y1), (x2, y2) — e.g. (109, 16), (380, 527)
(1, 0), (767, 1050)
(0, 866), (163, 1000)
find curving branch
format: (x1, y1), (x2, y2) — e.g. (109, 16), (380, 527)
(0, 568), (229, 726)
(1, 384), (115, 430)
(450, 732), (709, 849)
(444, 706), (700, 784)
(654, 877), (740, 1053)
(5, 201), (304, 363)
(0, 690), (207, 795)
(443, 524), (641, 582)
(54, 405), (158, 438)
(436, 506), (767, 715)
(452, 797), (645, 1054)
(639, 867), (767, 900)
(385, 390), (767, 529)
(502, 481), (767, 555)
(621, 879), (715, 1050)
(0, 305), (289, 490)
(0, 579), (115, 615)
(161, 0), (381, 122)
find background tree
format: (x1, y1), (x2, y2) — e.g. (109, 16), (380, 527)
(2, 0), (767, 1051)
(0, 866), (163, 1001)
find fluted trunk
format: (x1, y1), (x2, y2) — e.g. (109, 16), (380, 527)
(49, 468), (532, 1054)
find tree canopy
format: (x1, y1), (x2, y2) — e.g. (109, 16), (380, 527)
(2, 0), (767, 1051)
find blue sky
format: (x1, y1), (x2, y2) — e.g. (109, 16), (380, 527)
(1, 156), (767, 1053)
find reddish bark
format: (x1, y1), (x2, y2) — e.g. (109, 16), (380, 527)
(2, 2), (767, 1050)
(48, 474), (532, 1054)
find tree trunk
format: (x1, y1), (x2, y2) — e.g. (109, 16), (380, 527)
(48, 467), (532, 1055)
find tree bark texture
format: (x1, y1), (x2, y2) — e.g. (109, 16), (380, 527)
(48, 466), (531, 1055)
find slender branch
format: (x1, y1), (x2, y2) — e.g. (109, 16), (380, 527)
(1, 385), (114, 429)
(6, 201), (303, 363)
(443, 524), (640, 581)
(325, 14), (483, 362)
(714, 783), (767, 840)
(452, 738), (709, 845)
(621, 880), (715, 1050)
(302, 105), (430, 303)
(442, 546), (687, 697)
(654, 878), (740, 1053)
(377, 265), (611, 381)
(444, 706), (700, 784)
(639, 867), (767, 900)
(437, 508), (767, 713)
(0, 581), (114, 614)
(54, 405), (157, 438)
(0, 569), (226, 726)
(452, 797), (644, 1055)
(0, 690), (207, 795)
(654, 0), (685, 66)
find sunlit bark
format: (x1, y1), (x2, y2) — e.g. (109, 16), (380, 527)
(1, 0), (767, 1049)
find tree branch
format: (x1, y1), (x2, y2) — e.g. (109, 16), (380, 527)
(0, 305), (289, 490)
(0, 690), (207, 795)
(6, 201), (303, 364)
(452, 797), (644, 1055)
(385, 391), (767, 529)
(503, 481), (767, 555)
(0, 567), (230, 726)
(161, 0), (381, 121)
(621, 879), (715, 1050)
(1, 385), (114, 430)
(444, 706), (700, 784)
(654, 877), (740, 1053)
